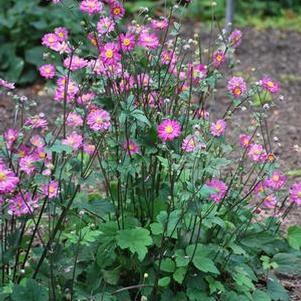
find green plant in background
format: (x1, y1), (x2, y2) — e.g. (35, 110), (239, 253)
(0, 0), (81, 84)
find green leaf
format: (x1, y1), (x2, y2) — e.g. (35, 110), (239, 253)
(102, 267), (120, 285)
(25, 46), (45, 66)
(267, 277), (289, 301)
(150, 222), (163, 235)
(252, 289), (271, 301)
(12, 280), (48, 301)
(116, 227), (152, 261)
(273, 252), (301, 276)
(49, 141), (73, 154)
(173, 267), (187, 284)
(158, 276), (170, 287)
(187, 289), (215, 301)
(160, 258), (176, 273)
(186, 244), (219, 274)
(131, 110), (150, 126)
(287, 226), (301, 250)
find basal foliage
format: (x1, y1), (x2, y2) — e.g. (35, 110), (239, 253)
(0, 1), (300, 300)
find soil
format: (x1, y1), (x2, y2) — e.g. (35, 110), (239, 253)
(0, 27), (301, 299)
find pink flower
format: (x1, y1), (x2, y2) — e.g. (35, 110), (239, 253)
(0, 165), (19, 194)
(63, 55), (88, 71)
(247, 144), (267, 162)
(151, 18), (168, 30)
(30, 135), (45, 148)
(138, 31), (159, 50)
(97, 17), (115, 35)
(123, 139), (140, 155)
(8, 193), (39, 216)
(39, 64), (56, 79)
(157, 119), (181, 142)
(87, 109), (111, 132)
(227, 76), (247, 98)
(80, 0), (103, 14)
(119, 33), (136, 52)
(34, 148), (51, 162)
(260, 76), (280, 94)
(254, 181), (266, 196)
(188, 64), (207, 84)
(77, 92), (95, 105)
(42, 181), (59, 199)
(4, 128), (19, 150)
(62, 132), (83, 150)
(239, 134), (251, 148)
(83, 144), (96, 155)
(182, 135), (204, 153)
(67, 112), (83, 127)
(161, 50), (177, 66)
(290, 182), (301, 205)
(54, 27), (69, 42)
(263, 195), (277, 209)
(110, 1), (125, 19)
(196, 109), (210, 119)
(100, 42), (121, 65)
(25, 115), (48, 129)
(210, 120), (227, 137)
(42, 33), (60, 49)
(16, 145), (30, 158)
(54, 77), (79, 102)
(0, 78), (15, 90)
(212, 50), (225, 68)
(205, 179), (228, 203)
(264, 171), (286, 191)
(229, 29), (242, 48)
(19, 155), (36, 175)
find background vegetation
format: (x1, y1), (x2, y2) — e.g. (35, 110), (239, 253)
(1, 0), (301, 84)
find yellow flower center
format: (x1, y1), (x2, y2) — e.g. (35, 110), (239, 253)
(113, 7), (121, 15)
(128, 144), (135, 151)
(297, 191), (301, 198)
(188, 139), (195, 147)
(215, 123), (222, 130)
(96, 117), (103, 124)
(267, 81), (274, 88)
(272, 175), (280, 182)
(39, 152), (46, 159)
(48, 37), (55, 43)
(105, 49), (113, 59)
(0, 172), (7, 181)
(88, 1), (96, 8)
(216, 55), (223, 62)
(234, 87), (241, 95)
(165, 125), (174, 134)
(123, 38), (131, 46)
(49, 186), (56, 194)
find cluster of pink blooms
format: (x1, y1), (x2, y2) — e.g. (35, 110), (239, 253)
(63, 55), (88, 71)
(54, 77), (79, 102)
(42, 27), (70, 53)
